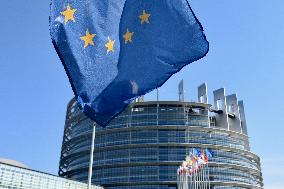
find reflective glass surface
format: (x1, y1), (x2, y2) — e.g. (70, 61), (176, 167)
(60, 100), (263, 189)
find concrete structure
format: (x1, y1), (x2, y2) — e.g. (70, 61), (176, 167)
(59, 83), (263, 189)
(0, 159), (103, 189)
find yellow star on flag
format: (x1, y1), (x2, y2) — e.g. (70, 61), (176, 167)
(61, 4), (77, 24)
(80, 30), (96, 48)
(139, 10), (151, 24)
(105, 37), (115, 53)
(123, 29), (134, 44)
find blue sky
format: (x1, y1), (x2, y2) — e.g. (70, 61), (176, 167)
(0, 0), (283, 188)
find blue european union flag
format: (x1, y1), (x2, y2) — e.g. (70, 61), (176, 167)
(206, 149), (214, 158)
(50, 0), (209, 126)
(193, 148), (202, 157)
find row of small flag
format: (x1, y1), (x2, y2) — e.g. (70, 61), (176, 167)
(177, 148), (213, 175)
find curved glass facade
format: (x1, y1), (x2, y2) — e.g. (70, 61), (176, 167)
(59, 99), (263, 189)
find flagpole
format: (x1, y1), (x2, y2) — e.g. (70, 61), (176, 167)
(204, 167), (206, 189)
(177, 172), (180, 189)
(208, 163), (210, 189)
(190, 174), (193, 189)
(194, 172), (196, 189)
(197, 170), (200, 189)
(87, 124), (96, 189)
(203, 166), (205, 189)
(206, 163), (209, 189)
(199, 170), (201, 189)
(201, 169), (203, 189)
(185, 173), (187, 189)
(195, 171), (197, 189)
(156, 88), (159, 101)
(207, 164), (209, 189)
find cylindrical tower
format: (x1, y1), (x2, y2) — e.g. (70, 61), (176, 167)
(59, 85), (263, 189)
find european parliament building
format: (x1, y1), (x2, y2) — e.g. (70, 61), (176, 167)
(59, 82), (264, 189)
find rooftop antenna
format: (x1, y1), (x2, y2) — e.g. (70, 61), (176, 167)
(135, 96), (144, 102)
(198, 83), (208, 103)
(156, 88), (160, 101)
(178, 79), (185, 102)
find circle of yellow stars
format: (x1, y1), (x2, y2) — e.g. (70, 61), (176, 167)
(60, 5), (151, 51)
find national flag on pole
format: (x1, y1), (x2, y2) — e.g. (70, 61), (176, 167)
(201, 153), (208, 164)
(193, 148), (202, 157)
(50, 0), (209, 126)
(206, 149), (214, 159)
(197, 156), (204, 167)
